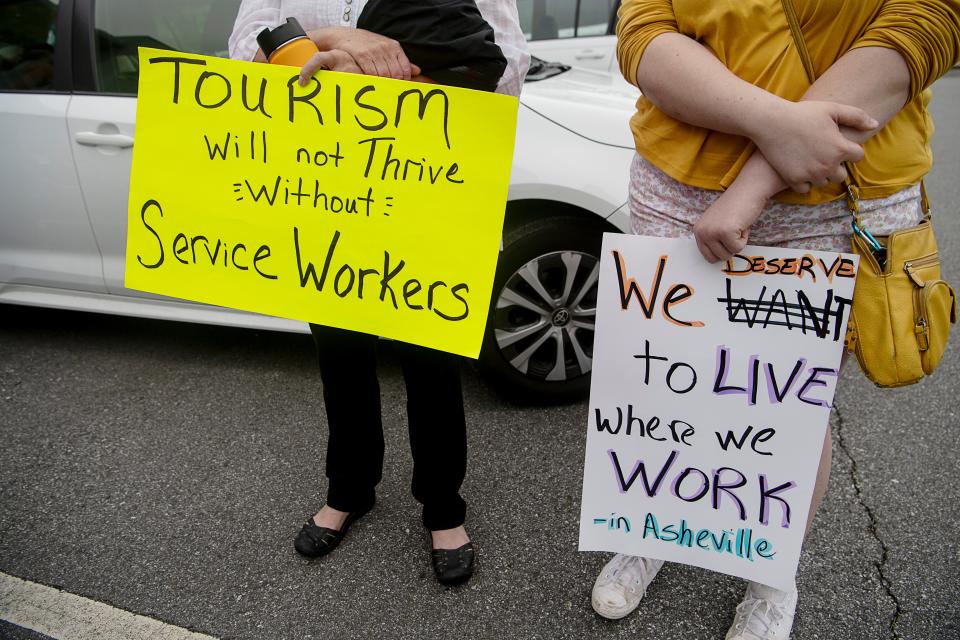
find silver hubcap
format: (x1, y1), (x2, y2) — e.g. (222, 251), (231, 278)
(493, 250), (598, 383)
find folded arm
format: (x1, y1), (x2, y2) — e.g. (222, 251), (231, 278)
(635, 33), (878, 194)
(696, 0), (960, 263)
(693, 47), (911, 262)
(616, 0), (959, 261)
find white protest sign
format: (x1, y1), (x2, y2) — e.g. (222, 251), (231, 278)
(578, 234), (858, 590)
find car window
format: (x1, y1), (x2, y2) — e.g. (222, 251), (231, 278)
(578, 0), (617, 36)
(517, 0), (617, 41)
(94, 0), (241, 94)
(0, 0), (58, 92)
(517, 0), (576, 41)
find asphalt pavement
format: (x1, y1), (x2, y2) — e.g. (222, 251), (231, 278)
(1, 72), (959, 640)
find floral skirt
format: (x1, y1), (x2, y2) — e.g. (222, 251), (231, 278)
(629, 153), (924, 252)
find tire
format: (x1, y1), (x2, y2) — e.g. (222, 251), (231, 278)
(478, 216), (612, 405)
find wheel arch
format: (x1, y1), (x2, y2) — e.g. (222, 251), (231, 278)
(503, 198), (621, 235)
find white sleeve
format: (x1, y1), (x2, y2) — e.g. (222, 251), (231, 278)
(475, 0), (531, 97)
(228, 0), (283, 61)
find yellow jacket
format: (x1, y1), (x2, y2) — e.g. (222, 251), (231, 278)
(616, 0), (960, 203)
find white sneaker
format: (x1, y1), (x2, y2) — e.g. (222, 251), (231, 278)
(725, 581), (798, 640)
(591, 554), (664, 619)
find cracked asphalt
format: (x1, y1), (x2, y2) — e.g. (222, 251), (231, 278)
(1, 73), (959, 640)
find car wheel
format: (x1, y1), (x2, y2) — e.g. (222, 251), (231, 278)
(479, 216), (612, 404)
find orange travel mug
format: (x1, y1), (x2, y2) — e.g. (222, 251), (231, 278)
(257, 17), (320, 66)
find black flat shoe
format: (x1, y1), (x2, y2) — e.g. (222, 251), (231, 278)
(431, 542), (475, 585)
(293, 505), (372, 559)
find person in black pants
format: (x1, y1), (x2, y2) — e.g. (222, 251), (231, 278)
(309, 325), (468, 534)
(229, 0), (528, 585)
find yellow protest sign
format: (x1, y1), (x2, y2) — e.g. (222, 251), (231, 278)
(125, 48), (519, 358)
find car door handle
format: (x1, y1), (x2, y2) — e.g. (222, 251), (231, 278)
(75, 132), (134, 148)
(575, 54), (605, 60)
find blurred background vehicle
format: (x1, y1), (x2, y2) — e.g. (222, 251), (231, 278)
(0, 0), (636, 404)
(519, 0), (620, 72)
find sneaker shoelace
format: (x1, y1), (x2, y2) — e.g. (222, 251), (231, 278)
(597, 556), (651, 597)
(732, 597), (783, 639)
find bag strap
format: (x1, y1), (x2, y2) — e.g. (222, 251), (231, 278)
(779, 0), (931, 223)
(781, 0), (816, 84)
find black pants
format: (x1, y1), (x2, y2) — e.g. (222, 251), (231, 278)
(310, 324), (467, 530)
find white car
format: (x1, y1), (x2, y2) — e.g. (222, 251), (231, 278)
(0, 0), (637, 403)
(521, 0), (620, 73)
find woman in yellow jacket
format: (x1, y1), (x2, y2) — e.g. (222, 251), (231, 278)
(591, 1), (960, 638)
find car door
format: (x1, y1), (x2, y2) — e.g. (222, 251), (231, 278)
(66, 0), (240, 295)
(0, 0), (107, 296)
(519, 0), (618, 71)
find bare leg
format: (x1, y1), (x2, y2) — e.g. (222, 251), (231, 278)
(432, 525), (470, 549)
(804, 352), (850, 536)
(312, 505), (349, 530)
(804, 425), (832, 537)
